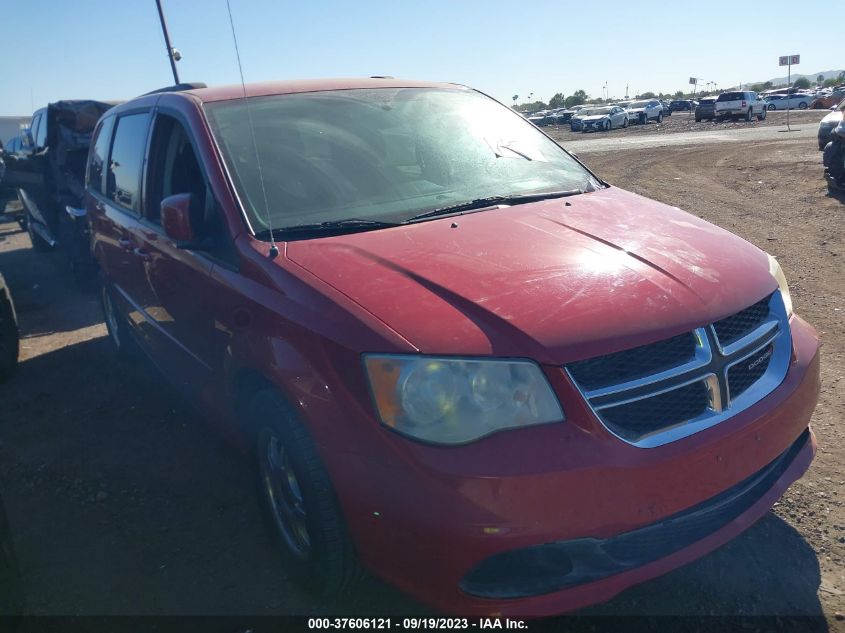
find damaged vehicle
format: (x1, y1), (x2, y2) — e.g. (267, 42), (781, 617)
(89, 79), (820, 617)
(4, 100), (115, 280)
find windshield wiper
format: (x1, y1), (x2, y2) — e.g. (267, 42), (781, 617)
(257, 218), (402, 239)
(406, 189), (584, 223)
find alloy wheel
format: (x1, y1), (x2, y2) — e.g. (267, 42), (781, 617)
(258, 428), (311, 559)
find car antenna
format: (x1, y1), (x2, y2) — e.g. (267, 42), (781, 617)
(225, 0), (279, 260)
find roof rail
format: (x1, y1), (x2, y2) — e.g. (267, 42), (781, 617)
(142, 82), (207, 96)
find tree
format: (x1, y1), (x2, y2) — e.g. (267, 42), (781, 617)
(674, 90), (685, 98)
(548, 92), (566, 109)
(517, 100), (547, 112)
(512, 94), (519, 106)
(564, 89), (588, 108)
(824, 78), (840, 88)
(793, 77), (811, 90)
(749, 82), (766, 93)
(818, 74), (825, 85)
(763, 81), (773, 90)
(839, 71), (845, 83)
(637, 91), (656, 99)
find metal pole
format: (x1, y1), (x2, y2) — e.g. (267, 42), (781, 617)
(155, 0), (180, 85)
(786, 62), (791, 132)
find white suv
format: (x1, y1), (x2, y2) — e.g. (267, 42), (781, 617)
(715, 91), (767, 122)
(626, 99), (663, 124)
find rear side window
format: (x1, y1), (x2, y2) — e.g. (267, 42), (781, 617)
(87, 116), (115, 194)
(107, 113), (151, 212)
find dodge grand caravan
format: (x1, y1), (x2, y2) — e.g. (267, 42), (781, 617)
(86, 78), (820, 617)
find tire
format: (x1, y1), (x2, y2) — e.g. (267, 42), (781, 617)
(657, 112), (663, 123)
(745, 108), (753, 122)
(59, 213), (97, 289)
(0, 294), (18, 384)
(640, 113), (647, 125)
(605, 120), (611, 132)
(758, 108), (767, 121)
(250, 388), (358, 597)
(622, 117), (628, 128)
(799, 102), (808, 110)
(26, 212), (52, 252)
(695, 117), (701, 122)
(101, 284), (138, 359)
(767, 103), (776, 111)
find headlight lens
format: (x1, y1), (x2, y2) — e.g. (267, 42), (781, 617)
(363, 355), (564, 444)
(768, 254), (793, 317)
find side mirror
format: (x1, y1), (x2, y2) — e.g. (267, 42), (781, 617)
(161, 193), (194, 243)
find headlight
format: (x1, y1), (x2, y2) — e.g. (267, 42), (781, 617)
(363, 355), (564, 444)
(768, 254), (793, 317)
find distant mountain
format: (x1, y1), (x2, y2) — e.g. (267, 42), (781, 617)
(764, 69), (844, 86)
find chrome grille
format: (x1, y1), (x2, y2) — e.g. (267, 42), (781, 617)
(568, 333), (696, 391)
(713, 294), (770, 347)
(566, 292), (791, 448)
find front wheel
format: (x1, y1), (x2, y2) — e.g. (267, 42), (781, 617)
(758, 108), (767, 121)
(657, 112), (663, 123)
(695, 116), (702, 122)
(622, 117), (628, 128)
(250, 389), (358, 596)
(799, 102), (808, 110)
(605, 120), (612, 131)
(640, 113), (647, 125)
(767, 103), (776, 111)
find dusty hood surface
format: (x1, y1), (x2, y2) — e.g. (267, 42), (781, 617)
(285, 187), (775, 363)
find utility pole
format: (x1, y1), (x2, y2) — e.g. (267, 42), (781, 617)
(155, 0), (181, 85)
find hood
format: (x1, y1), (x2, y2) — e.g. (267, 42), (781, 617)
(581, 115), (608, 122)
(285, 187), (775, 364)
(627, 107), (645, 113)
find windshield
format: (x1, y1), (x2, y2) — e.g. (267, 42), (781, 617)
(629, 101), (649, 108)
(205, 88), (598, 233)
(584, 107), (612, 115)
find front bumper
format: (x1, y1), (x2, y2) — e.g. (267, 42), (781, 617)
(333, 315), (820, 617)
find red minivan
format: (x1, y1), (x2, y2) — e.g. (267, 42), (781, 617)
(86, 78), (820, 617)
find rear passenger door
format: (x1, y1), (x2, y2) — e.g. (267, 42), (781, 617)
(90, 111), (153, 338)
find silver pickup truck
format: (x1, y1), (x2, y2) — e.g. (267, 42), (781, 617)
(715, 91), (768, 122)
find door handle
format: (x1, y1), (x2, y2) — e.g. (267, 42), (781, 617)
(118, 238), (133, 252)
(133, 248), (151, 262)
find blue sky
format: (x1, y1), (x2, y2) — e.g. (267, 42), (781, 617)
(1, 0), (836, 115)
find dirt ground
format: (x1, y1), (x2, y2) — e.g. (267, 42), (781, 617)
(0, 123), (843, 631)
